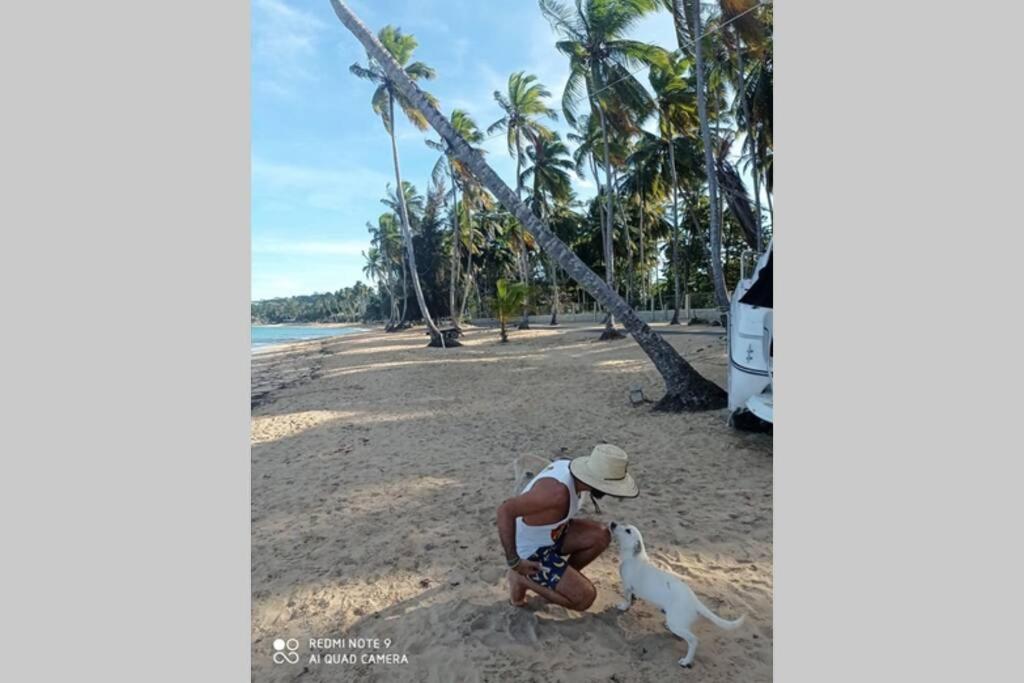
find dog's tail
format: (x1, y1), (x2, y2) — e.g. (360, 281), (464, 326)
(695, 596), (745, 631)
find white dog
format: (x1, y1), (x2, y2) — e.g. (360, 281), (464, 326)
(610, 521), (745, 668)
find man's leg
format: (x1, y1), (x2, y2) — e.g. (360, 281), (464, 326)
(559, 519), (611, 570)
(507, 566), (597, 611)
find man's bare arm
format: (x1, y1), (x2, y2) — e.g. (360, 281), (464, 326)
(496, 480), (569, 572)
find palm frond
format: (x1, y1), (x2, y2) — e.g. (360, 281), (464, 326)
(371, 86), (392, 133)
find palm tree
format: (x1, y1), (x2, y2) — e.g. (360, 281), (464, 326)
(620, 132), (669, 313)
(426, 109), (486, 328)
(329, 0), (726, 410)
(493, 279), (528, 342)
(349, 25), (449, 345)
(720, 1), (763, 252)
(366, 212), (403, 328)
(455, 192), (488, 321)
(380, 183), (424, 325)
(488, 71), (559, 329)
(521, 133), (575, 325)
(540, 0), (665, 339)
(362, 246), (393, 327)
(688, 0), (729, 311)
(649, 52), (699, 323)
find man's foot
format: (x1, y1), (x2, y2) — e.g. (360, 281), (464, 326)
(507, 570), (528, 606)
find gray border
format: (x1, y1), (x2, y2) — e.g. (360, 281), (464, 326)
(780, 1), (1019, 681)
(4, 0), (1021, 680)
(1, 1), (250, 679)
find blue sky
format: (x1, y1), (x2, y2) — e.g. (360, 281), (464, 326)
(251, 0), (681, 301)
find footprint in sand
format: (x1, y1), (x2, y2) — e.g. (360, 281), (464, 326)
(468, 606), (539, 647)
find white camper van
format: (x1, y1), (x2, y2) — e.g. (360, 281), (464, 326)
(727, 241), (773, 426)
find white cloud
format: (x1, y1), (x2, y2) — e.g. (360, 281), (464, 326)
(252, 0), (328, 97)
(252, 238), (369, 257)
(252, 158), (393, 211)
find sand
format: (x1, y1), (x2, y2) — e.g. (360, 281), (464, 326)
(251, 322), (772, 682)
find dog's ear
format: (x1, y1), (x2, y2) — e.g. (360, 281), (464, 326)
(632, 539), (642, 557)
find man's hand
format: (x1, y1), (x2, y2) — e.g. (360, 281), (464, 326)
(513, 559), (542, 577)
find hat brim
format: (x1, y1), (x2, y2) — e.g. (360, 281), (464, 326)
(570, 457), (639, 498)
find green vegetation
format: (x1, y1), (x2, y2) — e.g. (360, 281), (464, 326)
(293, 1), (773, 409)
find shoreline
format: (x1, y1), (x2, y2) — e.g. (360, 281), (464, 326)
(251, 324), (375, 354)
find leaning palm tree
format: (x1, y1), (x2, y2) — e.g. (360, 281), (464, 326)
(329, 0), (726, 410)
(540, 0), (665, 339)
(426, 109), (486, 328)
(521, 133), (575, 325)
(488, 71), (559, 330)
(349, 25), (450, 345)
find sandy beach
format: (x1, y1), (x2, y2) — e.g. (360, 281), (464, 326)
(251, 322), (772, 682)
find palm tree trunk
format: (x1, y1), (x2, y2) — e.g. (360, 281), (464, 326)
(668, 134), (682, 325)
(329, 0), (725, 410)
(549, 255), (560, 325)
(449, 163), (460, 327)
(733, 35), (762, 253)
(515, 131), (531, 330)
(457, 201), (474, 320)
(618, 167), (632, 307)
(691, 0), (729, 311)
(387, 90), (444, 342)
(638, 177), (645, 311)
(399, 253), (408, 324)
(594, 102), (620, 338)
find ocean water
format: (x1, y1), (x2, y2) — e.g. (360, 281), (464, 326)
(251, 325), (365, 350)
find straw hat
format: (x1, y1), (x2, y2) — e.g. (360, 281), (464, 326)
(570, 444), (639, 498)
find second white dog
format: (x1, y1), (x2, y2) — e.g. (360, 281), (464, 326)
(610, 521), (745, 668)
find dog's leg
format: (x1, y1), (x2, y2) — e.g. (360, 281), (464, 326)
(590, 495), (602, 515)
(667, 617), (698, 668)
(616, 588), (634, 612)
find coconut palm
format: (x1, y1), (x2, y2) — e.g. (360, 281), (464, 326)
(688, 0), (728, 310)
(366, 212), (404, 329)
(493, 279), (528, 343)
(649, 52), (700, 323)
(521, 133), (575, 325)
(619, 132), (670, 312)
(380, 183), (424, 325)
(455, 193), (489, 321)
(349, 25), (449, 344)
(362, 246), (394, 327)
(329, 0), (726, 410)
(426, 109), (486, 327)
(720, 0), (764, 251)
(540, 0), (665, 339)
(488, 71), (559, 329)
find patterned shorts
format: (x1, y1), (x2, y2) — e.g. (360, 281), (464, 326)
(527, 528), (570, 589)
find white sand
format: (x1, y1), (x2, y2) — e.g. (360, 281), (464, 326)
(252, 322), (772, 681)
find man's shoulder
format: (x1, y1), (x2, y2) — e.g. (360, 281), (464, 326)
(530, 476), (571, 503)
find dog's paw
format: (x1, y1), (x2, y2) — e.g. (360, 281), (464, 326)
(677, 658), (693, 669)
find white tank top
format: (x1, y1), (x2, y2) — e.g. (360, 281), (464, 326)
(515, 459), (580, 559)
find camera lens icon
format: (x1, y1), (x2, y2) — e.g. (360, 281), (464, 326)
(272, 637), (300, 664)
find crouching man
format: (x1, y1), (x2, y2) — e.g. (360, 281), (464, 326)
(496, 444), (639, 611)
